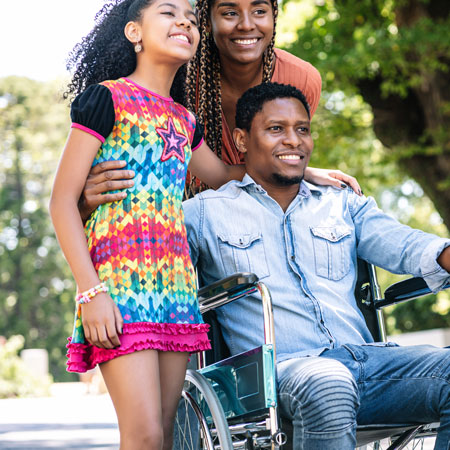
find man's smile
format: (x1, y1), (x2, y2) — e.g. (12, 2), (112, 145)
(277, 154), (304, 161)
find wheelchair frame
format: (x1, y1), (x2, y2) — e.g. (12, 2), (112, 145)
(174, 262), (449, 450)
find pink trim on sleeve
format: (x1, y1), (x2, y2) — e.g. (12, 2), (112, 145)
(71, 123), (106, 144)
(192, 137), (204, 152)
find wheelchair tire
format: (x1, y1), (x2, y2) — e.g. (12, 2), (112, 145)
(174, 369), (233, 450)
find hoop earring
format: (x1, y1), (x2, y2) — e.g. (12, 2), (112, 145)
(134, 41), (142, 53)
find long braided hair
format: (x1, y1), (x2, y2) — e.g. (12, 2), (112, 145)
(185, 0), (279, 159)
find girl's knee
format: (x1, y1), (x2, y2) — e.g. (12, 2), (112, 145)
(118, 412), (164, 450)
(121, 422), (164, 450)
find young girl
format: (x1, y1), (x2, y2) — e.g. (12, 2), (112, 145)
(49, 1), (243, 448)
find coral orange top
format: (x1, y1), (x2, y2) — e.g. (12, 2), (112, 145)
(220, 48), (322, 165)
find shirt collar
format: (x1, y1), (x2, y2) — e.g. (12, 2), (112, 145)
(237, 173), (323, 199)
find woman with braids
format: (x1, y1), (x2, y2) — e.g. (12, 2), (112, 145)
(50, 1), (245, 448)
(78, 0), (361, 216)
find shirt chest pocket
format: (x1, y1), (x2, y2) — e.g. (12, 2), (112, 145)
(310, 226), (352, 281)
(218, 233), (270, 280)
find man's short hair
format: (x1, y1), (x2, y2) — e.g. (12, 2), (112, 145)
(235, 82), (311, 132)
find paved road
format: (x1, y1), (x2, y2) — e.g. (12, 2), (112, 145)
(0, 383), (119, 449)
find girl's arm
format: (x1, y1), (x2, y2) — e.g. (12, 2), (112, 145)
(49, 129), (123, 349)
(304, 167), (362, 195)
(188, 141), (246, 189)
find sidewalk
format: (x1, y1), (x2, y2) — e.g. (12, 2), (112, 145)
(0, 383), (119, 449)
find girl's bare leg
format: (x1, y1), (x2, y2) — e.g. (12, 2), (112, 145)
(100, 350), (163, 450)
(158, 351), (190, 450)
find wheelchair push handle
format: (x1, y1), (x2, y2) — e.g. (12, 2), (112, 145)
(198, 272), (259, 314)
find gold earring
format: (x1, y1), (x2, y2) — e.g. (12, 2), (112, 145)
(134, 41), (142, 53)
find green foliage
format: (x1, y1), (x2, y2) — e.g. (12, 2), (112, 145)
(282, 0), (450, 98)
(307, 91), (397, 195)
(277, 1), (428, 197)
(280, 1), (450, 214)
(0, 335), (52, 398)
(0, 76), (77, 382)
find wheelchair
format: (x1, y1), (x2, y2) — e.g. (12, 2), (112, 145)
(174, 260), (450, 450)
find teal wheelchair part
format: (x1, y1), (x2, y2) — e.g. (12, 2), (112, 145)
(199, 343), (276, 422)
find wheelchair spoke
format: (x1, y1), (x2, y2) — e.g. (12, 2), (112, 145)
(174, 370), (233, 450)
(175, 397), (199, 449)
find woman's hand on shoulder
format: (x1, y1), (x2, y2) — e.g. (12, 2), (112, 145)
(304, 167), (362, 196)
(79, 160), (135, 222)
(81, 293), (124, 349)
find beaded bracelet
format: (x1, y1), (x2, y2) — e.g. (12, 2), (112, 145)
(76, 282), (108, 304)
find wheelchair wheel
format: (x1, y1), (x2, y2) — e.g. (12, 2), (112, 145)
(360, 436), (434, 449)
(174, 369), (233, 450)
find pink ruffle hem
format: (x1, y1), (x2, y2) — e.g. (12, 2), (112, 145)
(66, 322), (211, 373)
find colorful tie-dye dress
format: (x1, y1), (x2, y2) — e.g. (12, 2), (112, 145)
(66, 78), (210, 372)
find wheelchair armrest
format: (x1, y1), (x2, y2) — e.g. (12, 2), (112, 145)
(198, 272), (259, 314)
(375, 277), (450, 308)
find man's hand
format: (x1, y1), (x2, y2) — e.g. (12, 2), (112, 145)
(437, 246), (450, 273)
(78, 160), (134, 222)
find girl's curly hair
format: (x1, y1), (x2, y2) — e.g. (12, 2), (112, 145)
(64, 0), (156, 100)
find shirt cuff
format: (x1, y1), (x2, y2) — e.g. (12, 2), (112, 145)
(420, 238), (450, 293)
(192, 137), (204, 152)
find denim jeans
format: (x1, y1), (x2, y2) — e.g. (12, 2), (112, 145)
(277, 344), (450, 450)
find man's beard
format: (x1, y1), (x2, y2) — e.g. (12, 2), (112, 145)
(272, 173), (304, 186)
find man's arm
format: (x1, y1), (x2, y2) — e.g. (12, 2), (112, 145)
(78, 160), (135, 222)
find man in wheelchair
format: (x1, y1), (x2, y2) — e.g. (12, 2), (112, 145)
(183, 82), (450, 449)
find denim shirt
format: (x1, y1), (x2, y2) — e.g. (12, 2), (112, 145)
(183, 175), (450, 363)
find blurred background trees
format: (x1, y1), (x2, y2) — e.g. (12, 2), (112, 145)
(0, 0), (448, 382)
(0, 77), (76, 381)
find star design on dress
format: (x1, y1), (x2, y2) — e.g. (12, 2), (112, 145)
(156, 117), (188, 163)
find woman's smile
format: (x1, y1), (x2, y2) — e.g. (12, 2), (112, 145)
(210, 0), (274, 65)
